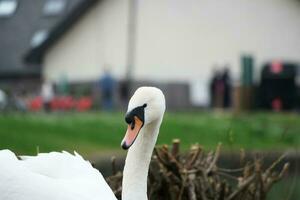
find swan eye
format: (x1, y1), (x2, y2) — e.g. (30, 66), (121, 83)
(143, 103), (147, 108)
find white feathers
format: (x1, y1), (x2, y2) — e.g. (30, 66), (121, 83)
(0, 149), (19, 163)
(20, 151), (94, 179)
(0, 150), (117, 200)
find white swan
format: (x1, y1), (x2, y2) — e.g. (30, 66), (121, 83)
(0, 86), (166, 200)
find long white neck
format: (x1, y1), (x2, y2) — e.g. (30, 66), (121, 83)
(121, 118), (162, 200)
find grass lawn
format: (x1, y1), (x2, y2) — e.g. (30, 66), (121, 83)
(0, 111), (299, 156)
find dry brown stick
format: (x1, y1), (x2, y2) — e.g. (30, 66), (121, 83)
(206, 143), (222, 174)
(187, 174), (197, 200)
(218, 166), (252, 173)
(256, 164), (265, 200)
(154, 148), (169, 166)
(199, 167), (214, 198)
(217, 171), (239, 181)
(171, 138), (180, 157)
(217, 181), (227, 200)
(111, 156), (117, 175)
(177, 169), (188, 200)
(154, 149), (184, 194)
(226, 174), (256, 200)
(108, 140), (289, 200)
(243, 162), (252, 179)
(186, 168), (202, 174)
(265, 163), (289, 192)
(264, 153), (287, 177)
(152, 158), (178, 200)
(199, 177), (209, 200)
(162, 144), (169, 152)
(185, 147), (201, 169)
(160, 146), (183, 171)
(240, 148), (246, 166)
(277, 163), (290, 180)
(167, 171), (182, 185)
(253, 158), (265, 200)
(206, 151), (214, 164)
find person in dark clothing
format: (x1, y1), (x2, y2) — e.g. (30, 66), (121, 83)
(222, 67), (232, 108)
(209, 68), (224, 108)
(119, 79), (130, 108)
(99, 69), (115, 111)
(209, 69), (218, 108)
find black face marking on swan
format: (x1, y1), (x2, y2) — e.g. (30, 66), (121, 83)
(125, 104), (146, 128)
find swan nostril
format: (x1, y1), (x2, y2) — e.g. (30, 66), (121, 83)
(125, 114), (135, 129)
(130, 120), (135, 130)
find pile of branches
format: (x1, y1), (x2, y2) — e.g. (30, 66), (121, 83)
(106, 140), (289, 200)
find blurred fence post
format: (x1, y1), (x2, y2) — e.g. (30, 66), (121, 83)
(126, 0), (138, 91)
(240, 55), (254, 111)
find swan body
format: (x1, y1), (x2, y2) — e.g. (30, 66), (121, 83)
(0, 87), (166, 200)
(0, 150), (116, 200)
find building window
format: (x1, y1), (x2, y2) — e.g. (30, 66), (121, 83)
(30, 30), (49, 48)
(0, 0), (18, 17)
(43, 0), (66, 16)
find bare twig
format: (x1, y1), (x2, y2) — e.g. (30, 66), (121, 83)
(107, 140), (289, 200)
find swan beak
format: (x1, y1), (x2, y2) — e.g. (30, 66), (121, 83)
(121, 116), (144, 150)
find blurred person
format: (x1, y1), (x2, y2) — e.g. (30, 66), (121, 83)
(13, 90), (28, 112)
(119, 79), (130, 109)
(41, 80), (54, 112)
(222, 66), (232, 108)
(209, 68), (224, 108)
(99, 68), (115, 111)
(215, 70), (224, 108)
(0, 88), (7, 111)
(209, 68), (218, 108)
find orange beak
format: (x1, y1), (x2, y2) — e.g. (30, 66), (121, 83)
(121, 116), (144, 150)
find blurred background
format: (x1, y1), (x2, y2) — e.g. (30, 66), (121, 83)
(1, 0), (300, 198)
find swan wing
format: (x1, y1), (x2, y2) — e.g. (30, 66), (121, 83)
(20, 151), (97, 179)
(0, 150), (117, 200)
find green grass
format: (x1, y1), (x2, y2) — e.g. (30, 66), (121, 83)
(0, 111), (299, 156)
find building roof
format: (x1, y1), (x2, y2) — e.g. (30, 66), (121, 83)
(24, 0), (100, 64)
(0, 68), (40, 80)
(0, 0), (83, 78)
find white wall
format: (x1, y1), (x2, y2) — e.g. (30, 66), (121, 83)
(44, 0), (128, 82)
(44, 0), (300, 105)
(134, 0), (300, 105)
(135, 0), (300, 83)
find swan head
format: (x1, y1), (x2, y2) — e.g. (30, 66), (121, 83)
(121, 87), (166, 150)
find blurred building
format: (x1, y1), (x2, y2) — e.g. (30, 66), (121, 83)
(0, 0), (82, 93)
(22, 0), (300, 108)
